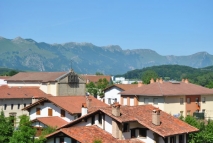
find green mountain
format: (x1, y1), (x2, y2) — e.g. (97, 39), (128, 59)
(0, 36), (213, 75)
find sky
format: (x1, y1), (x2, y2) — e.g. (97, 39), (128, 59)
(0, 1), (213, 56)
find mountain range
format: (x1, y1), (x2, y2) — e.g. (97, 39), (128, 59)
(0, 36), (213, 75)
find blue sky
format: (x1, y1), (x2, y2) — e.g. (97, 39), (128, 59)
(0, 1), (213, 56)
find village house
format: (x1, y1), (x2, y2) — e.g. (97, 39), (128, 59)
(120, 79), (213, 119)
(47, 103), (198, 143)
(22, 95), (109, 136)
(0, 76), (9, 86)
(6, 70), (86, 96)
(103, 83), (142, 105)
(0, 85), (51, 126)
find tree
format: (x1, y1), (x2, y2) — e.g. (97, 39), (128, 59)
(141, 70), (158, 84)
(9, 115), (36, 143)
(95, 72), (104, 75)
(0, 110), (14, 143)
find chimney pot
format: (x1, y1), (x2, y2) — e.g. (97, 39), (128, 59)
(152, 108), (161, 126)
(81, 103), (88, 116)
(184, 79), (189, 84)
(150, 78), (154, 84)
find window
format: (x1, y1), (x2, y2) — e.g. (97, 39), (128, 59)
(187, 98), (191, 104)
(170, 136), (176, 143)
(108, 98), (111, 104)
(180, 98), (183, 105)
(123, 123), (129, 132)
(131, 129), (136, 138)
(4, 104), (7, 110)
(24, 103), (26, 108)
(139, 128), (147, 137)
(153, 98), (158, 105)
(202, 97), (206, 103)
(114, 98), (117, 103)
(48, 108), (52, 116)
(144, 98), (149, 104)
(17, 104), (20, 109)
(187, 110), (191, 116)
(179, 134), (184, 143)
(98, 113), (102, 124)
(123, 98), (127, 105)
(36, 108), (41, 115)
(72, 138), (77, 143)
(202, 109), (205, 113)
(11, 104), (14, 110)
(180, 111), (183, 115)
(60, 138), (64, 143)
(91, 116), (95, 125)
(61, 109), (65, 117)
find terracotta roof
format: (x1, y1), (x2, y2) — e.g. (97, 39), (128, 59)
(81, 75), (112, 83)
(32, 116), (68, 128)
(0, 85), (51, 99)
(104, 84), (140, 92)
(120, 82), (213, 96)
(46, 125), (144, 143)
(62, 105), (198, 137)
(6, 72), (67, 82)
(0, 76), (11, 79)
(23, 96), (109, 114)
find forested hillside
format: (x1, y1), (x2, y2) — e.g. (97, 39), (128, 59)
(116, 65), (213, 88)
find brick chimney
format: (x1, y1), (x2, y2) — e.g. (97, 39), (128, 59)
(152, 108), (161, 126)
(150, 78), (154, 84)
(81, 103), (88, 116)
(138, 81), (143, 87)
(112, 102), (121, 117)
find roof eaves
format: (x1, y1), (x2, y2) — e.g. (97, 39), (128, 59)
(22, 98), (47, 110)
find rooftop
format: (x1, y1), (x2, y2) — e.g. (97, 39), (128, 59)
(81, 75), (112, 83)
(62, 105), (198, 137)
(104, 84), (140, 91)
(120, 81), (213, 96)
(6, 72), (67, 82)
(32, 116), (68, 128)
(23, 96), (109, 114)
(0, 85), (51, 99)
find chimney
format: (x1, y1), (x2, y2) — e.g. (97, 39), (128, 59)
(86, 97), (92, 109)
(181, 79), (185, 82)
(185, 79), (189, 84)
(152, 108), (161, 126)
(138, 81), (143, 87)
(156, 79), (159, 83)
(81, 103), (88, 116)
(159, 78), (163, 84)
(112, 102), (121, 117)
(150, 78), (154, 84)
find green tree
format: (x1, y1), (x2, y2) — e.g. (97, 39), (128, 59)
(95, 72), (104, 75)
(141, 70), (158, 84)
(34, 126), (56, 143)
(9, 115), (36, 143)
(0, 110), (14, 143)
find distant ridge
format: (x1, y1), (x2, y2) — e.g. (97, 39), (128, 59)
(0, 36), (213, 75)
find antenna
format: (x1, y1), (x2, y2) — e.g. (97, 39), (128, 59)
(70, 60), (73, 70)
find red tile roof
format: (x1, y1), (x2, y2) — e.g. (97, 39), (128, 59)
(46, 125), (144, 143)
(0, 76), (11, 79)
(62, 105), (198, 137)
(6, 72), (67, 82)
(0, 85), (51, 99)
(32, 116), (68, 128)
(23, 96), (109, 114)
(121, 82), (213, 96)
(81, 75), (112, 83)
(104, 84), (140, 92)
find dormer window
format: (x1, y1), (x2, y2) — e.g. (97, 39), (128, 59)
(123, 123), (129, 132)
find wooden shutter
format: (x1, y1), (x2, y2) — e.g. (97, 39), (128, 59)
(36, 108), (41, 115)
(48, 108), (52, 116)
(61, 109), (65, 117)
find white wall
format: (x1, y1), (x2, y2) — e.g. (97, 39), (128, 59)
(40, 83), (57, 96)
(32, 121), (46, 128)
(104, 114), (112, 134)
(7, 82), (41, 87)
(104, 87), (122, 105)
(29, 102), (75, 122)
(0, 79), (7, 86)
(138, 96), (165, 111)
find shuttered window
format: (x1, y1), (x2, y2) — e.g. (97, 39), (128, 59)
(61, 109), (65, 117)
(36, 108), (41, 115)
(48, 108), (52, 116)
